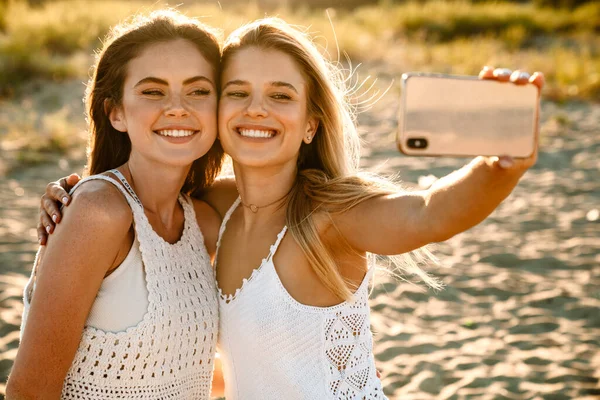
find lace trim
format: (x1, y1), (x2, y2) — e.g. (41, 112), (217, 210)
(218, 227), (287, 304)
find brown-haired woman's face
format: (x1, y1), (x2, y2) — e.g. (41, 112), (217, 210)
(108, 39), (218, 168)
(218, 46), (318, 169)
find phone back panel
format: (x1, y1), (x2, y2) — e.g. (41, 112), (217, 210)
(397, 74), (538, 157)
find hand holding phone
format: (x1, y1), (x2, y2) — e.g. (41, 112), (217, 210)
(397, 68), (543, 161)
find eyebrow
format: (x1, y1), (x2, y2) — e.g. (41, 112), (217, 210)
(134, 75), (214, 88)
(222, 79), (298, 94)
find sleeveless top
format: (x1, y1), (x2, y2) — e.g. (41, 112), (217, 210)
(21, 170), (219, 399)
(85, 235), (149, 332)
(215, 198), (388, 400)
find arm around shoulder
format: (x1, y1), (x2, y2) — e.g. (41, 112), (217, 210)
(7, 181), (133, 399)
(198, 175), (238, 219)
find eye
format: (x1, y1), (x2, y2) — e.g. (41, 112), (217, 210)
(190, 89), (211, 96)
(225, 91), (248, 98)
(271, 93), (292, 100)
(141, 89), (164, 96)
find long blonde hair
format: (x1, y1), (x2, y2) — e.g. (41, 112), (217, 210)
(222, 18), (440, 300)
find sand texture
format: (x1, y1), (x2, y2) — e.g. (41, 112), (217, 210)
(0, 92), (599, 398)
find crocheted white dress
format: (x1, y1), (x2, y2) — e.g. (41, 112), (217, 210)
(21, 171), (219, 399)
(216, 198), (388, 400)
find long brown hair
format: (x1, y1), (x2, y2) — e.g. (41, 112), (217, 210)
(85, 9), (224, 197)
(222, 19), (440, 301)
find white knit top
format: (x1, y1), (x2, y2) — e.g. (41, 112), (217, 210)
(85, 235), (149, 333)
(21, 171), (219, 399)
(216, 198), (388, 400)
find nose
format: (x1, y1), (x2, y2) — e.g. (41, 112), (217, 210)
(245, 93), (268, 118)
(164, 95), (190, 118)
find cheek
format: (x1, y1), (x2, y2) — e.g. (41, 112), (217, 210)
(195, 101), (218, 125)
(124, 100), (160, 124)
(218, 99), (235, 120)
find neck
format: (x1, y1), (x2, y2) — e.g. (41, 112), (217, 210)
(233, 161), (296, 226)
(119, 153), (191, 221)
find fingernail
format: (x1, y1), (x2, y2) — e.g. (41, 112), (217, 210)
(510, 71), (530, 82)
(45, 226), (51, 234)
(62, 197), (69, 205)
(499, 159), (513, 168)
(52, 215), (57, 223)
(494, 68), (512, 78)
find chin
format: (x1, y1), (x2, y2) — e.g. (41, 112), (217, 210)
(162, 151), (209, 167)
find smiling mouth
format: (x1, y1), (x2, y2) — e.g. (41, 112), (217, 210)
(155, 129), (198, 138)
(237, 128), (276, 139)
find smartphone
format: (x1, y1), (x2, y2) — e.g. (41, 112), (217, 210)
(397, 73), (539, 158)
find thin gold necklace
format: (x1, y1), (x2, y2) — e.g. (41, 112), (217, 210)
(239, 187), (293, 213)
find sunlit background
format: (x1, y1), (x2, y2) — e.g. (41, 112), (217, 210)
(0, 0), (598, 398)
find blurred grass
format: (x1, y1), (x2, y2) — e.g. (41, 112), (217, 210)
(0, 0), (598, 100)
(0, 0), (598, 171)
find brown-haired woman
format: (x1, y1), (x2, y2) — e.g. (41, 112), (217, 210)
(7, 10), (225, 399)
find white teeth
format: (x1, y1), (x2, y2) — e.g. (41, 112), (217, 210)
(239, 129), (275, 138)
(157, 129), (196, 137)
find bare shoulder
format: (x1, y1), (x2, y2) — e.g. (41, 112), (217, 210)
(199, 175), (238, 218)
(64, 179), (133, 231)
(191, 198), (222, 259)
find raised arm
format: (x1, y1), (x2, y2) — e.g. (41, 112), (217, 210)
(6, 182), (132, 399)
(334, 156), (530, 255)
(334, 69), (544, 256)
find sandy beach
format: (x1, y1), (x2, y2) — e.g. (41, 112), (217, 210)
(0, 82), (599, 398)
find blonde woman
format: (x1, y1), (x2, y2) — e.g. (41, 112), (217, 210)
(37, 18), (543, 399)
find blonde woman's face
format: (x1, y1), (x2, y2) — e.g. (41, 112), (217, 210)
(109, 39), (218, 168)
(218, 46), (318, 169)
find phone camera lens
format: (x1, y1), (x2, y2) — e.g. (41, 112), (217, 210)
(407, 138), (428, 149)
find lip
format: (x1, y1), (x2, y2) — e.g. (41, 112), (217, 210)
(154, 125), (199, 132)
(235, 124), (278, 132)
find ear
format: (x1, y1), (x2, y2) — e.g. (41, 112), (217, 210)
(303, 117), (319, 144)
(105, 98), (127, 133)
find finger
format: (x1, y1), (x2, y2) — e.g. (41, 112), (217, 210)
(37, 222), (47, 246)
(492, 68), (513, 82)
(497, 155), (515, 169)
(530, 72), (544, 157)
(510, 70), (531, 85)
(530, 72), (545, 91)
(47, 180), (71, 206)
(65, 173), (81, 188)
(478, 65), (495, 80)
(42, 194), (63, 223)
(39, 209), (54, 235)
